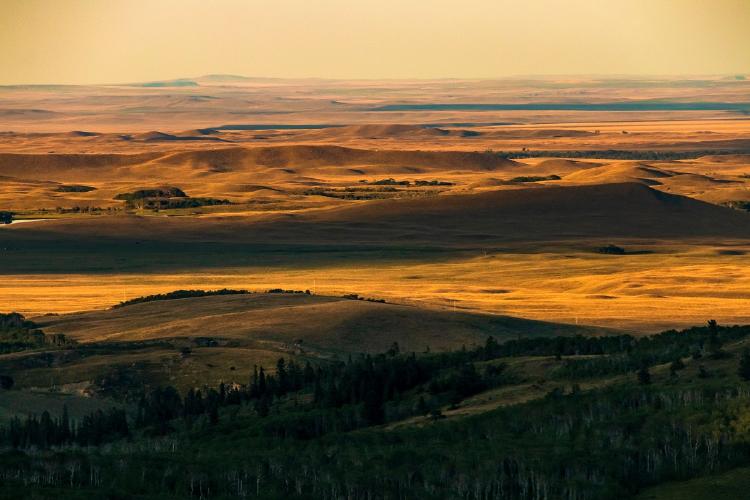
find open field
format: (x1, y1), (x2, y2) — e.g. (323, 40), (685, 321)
(3, 171), (750, 331)
(5, 0), (750, 495)
(2, 243), (750, 331)
(3, 78), (750, 498)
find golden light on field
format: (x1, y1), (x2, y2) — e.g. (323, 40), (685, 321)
(1, 0), (748, 84)
(4, 245), (750, 333)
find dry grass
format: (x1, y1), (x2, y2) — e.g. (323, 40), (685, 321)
(3, 243), (750, 332)
(2, 77), (750, 334)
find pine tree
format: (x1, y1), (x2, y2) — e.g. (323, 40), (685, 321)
(707, 319), (722, 355)
(738, 349), (750, 381)
(255, 395), (270, 417)
(276, 358), (288, 394)
(249, 365), (259, 398)
(362, 388), (385, 425)
(258, 367), (267, 396)
(669, 358), (685, 377)
(60, 404), (71, 442)
(637, 366), (651, 385)
(303, 362), (315, 384)
(484, 336), (500, 360)
(415, 395), (428, 416)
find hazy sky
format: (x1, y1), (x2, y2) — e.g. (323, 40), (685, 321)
(1, 0), (748, 84)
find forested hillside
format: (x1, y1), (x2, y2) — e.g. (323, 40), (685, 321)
(3, 321), (750, 499)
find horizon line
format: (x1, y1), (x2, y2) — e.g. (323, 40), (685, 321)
(1, 72), (748, 88)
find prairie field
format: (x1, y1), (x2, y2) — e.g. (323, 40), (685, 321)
(2, 75), (750, 499)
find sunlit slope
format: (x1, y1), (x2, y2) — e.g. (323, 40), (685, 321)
(32, 293), (615, 353)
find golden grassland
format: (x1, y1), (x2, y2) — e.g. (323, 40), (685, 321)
(2, 243), (750, 332)
(2, 77), (750, 335)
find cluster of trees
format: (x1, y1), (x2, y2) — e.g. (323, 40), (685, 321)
(492, 149), (750, 160)
(303, 188), (402, 200)
(0, 312), (71, 354)
(114, 288), (389, 311)
(113, 187), (230, 210)
(341, 293), (386, 303)
(6, 368), (750, 498)
(505, 174), (561, 183)
(724, 200), (750, 212)
(114, 289), (250, 308)
(7, 321), (750, 497)
(598, 244), (627, 255)
(0, 407), (129, 449)
(554, 320), (738, 379)
(114, 187), (187, 201)
(54, 184), (96, 193)
(131, 348), (507, 440)
(52, 205), (110, 214)
(11, 345), (508, 450)
(359, 178), (454, 187)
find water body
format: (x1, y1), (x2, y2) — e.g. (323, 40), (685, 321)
(373, 102), (750, 112)
(210, 124), (344, 131)
(212, 122), (516, 130)
(0, 219), (50, 226)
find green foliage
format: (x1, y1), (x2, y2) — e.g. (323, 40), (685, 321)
(738, 349), (750, 381)
(1, 405), (128, 449)
(669, 357), (686, 375)
(114, 187), (187, 201)
(6, 322), (750, 498)
(0, 312), (71, 353)
(113, 187), (231, 210)
(637, 365), (651, 385)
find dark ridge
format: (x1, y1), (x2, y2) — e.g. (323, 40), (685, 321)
(490, 149), (750, 160)
(374, 101), (750, 112)
(113, 289), (251, 309)
(210, 124), (345, 131)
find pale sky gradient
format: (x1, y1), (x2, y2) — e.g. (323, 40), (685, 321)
(1, 0), (748, 85)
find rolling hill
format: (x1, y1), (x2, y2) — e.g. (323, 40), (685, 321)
(4, 182), (750, 254)
(33, 292), (614, 352)
(0, 292), (619, 392)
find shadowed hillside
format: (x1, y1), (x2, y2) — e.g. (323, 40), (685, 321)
(5, 182), (748, 247)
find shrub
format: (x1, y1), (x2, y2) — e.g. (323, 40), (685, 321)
(598, 244), (626, 255)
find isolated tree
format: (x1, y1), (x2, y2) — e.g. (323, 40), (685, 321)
(415, 395), (429, 416)
(387, 342), (400, 357)
(554, 337), (566, 361)
(362, 388), (385, 425)
(484, 336), (500, 360)
(706, 319), (722, 355)
(637, 366), (651, 385)
(276, 358), (288, 393)
(255, 395), (270, 417)
(669, 358), (685, 376)
(739, 349), (750, 381)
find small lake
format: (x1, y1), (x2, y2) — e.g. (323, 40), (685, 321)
(0, 219), (51, 226)
(373, 102), (750, 112)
